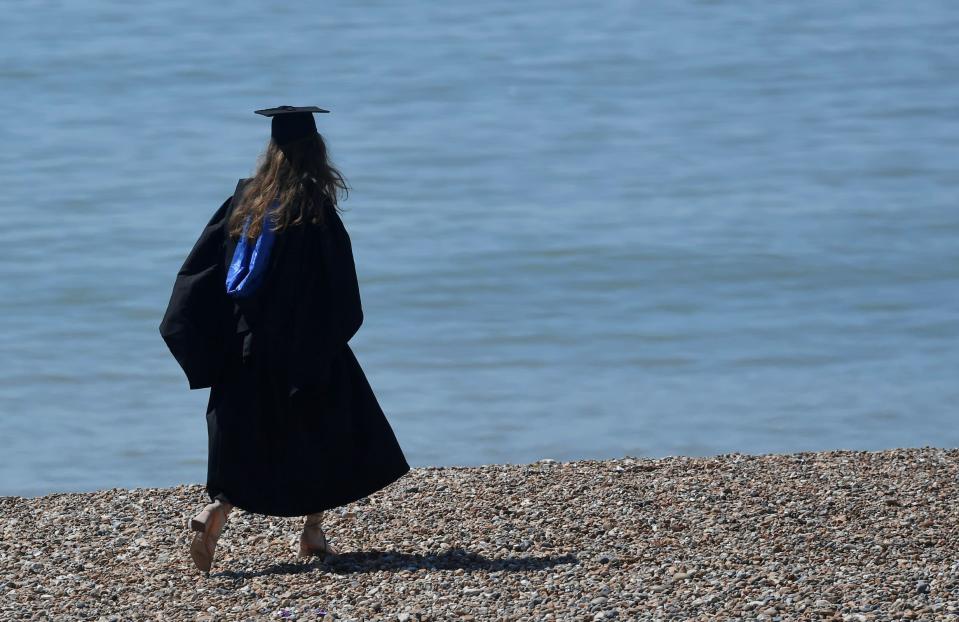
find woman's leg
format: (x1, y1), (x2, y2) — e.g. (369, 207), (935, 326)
(213, 492), (234, 513)
(299, 511), (339, 557)
(189, 494), (233, 572)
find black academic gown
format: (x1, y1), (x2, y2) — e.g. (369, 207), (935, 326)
(159, 179), (410, 517)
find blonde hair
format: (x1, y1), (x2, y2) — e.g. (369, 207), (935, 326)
(228, 132), (349, 240)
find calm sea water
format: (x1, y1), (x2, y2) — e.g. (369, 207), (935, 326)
(1, 1), (957, 497)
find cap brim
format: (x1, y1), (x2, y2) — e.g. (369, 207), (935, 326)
(255, 106), (330, 117)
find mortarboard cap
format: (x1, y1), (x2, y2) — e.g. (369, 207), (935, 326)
(254, 105), (330, 146)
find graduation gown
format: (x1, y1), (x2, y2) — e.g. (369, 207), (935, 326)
(159, 179), (410, 517)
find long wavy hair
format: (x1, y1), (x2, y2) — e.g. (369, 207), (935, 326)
(228, 132), (349, 240)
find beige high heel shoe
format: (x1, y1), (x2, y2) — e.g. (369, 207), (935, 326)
(298, 512), (340, 559)
(189, 499), (232, 572)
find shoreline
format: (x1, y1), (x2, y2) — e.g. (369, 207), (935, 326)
(2, 446), (958, 620)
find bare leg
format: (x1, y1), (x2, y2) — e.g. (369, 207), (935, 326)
(189, 496), (233, 572)
(298, 511), (340, 557)
(191, 495), (233, 531)
(213, 493), (234, 515)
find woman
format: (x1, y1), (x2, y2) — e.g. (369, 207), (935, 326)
(159, 106), (410, 573)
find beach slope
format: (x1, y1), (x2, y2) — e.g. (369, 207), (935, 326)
(2, 447), (958, 620)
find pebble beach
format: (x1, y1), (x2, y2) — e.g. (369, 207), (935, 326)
(2, 447), (958, 621)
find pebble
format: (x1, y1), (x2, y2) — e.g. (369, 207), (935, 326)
(1, 447), (957, 620)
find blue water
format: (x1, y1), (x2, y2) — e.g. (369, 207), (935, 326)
(1, 1), (957, 497)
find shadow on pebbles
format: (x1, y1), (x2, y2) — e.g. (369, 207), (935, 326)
(2, 447), (959, 620)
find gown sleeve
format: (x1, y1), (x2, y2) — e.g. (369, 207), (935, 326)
(159, 194), (235, 390)
(287, 206), (364, 394)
